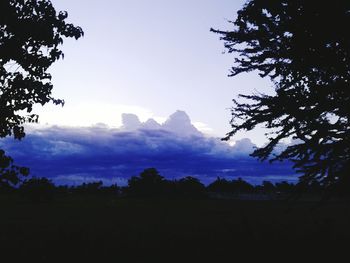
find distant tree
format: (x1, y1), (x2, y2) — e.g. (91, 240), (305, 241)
(127, 168), (166, 197)
(275, 181), (294, 194)
(231, 178), (254, 194)
(207, 177), (232, 193)
(176, 176), (206, 197)
(56, 184), (70, 194)
(75, 181), (103, 194)
(212, 1), (350, 190)
(20, 177), (56, 202)
(0, 0), (83, 184)
(262, 181), (275, 193)
(101, 183), (119, 195)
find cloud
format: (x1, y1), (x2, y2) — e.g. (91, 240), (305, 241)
(192, 121), (214, 135)
(0, 111), (297, 185)
(33, 103), (155, 127)
(121, 113), (142, 130)
(141, 118), (162, 130)
(162, 110), (202, 137)
(120, 110), (203, 137)
(231, 138), (256, 156)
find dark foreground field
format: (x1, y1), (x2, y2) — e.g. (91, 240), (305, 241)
(1, 194), (350, 261)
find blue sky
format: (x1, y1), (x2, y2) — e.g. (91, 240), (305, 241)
(2, 1), (299, 185)
(34, 0), (273, 146)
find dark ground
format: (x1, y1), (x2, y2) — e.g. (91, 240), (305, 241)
(1, 194), (349, 261)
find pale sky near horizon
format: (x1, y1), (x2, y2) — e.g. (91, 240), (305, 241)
(34, 0), (274, 146)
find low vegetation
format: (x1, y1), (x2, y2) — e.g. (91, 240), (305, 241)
(3, 168), (345, 202)
(0, 168), (348, 260)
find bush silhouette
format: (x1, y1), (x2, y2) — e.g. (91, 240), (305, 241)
(20, 177), (56, 202)
(207, 177), (232, 193)
(175, 176), (206, 197)
(74, 181), (103, 194)
(127, 168), (166, 197)
(261, 181), (276, 194)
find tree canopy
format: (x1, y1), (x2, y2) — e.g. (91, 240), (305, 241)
(211, 0), (350, 190)
(0, 0), (83, 185)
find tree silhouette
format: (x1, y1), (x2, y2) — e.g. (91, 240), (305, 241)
(207, 177), (232, 193)
(212, 1), (350, 190)
(0, 0), (83, 184)
(275, 181), (294, 194)
(0, 149), (29, 188)
(231, 177), (254, 194)
(127, 168), (166, 197)
(75, 181), (103, 194)
(207, 177), (254, 194)
(175, 176), (206, 197)
(19, 177), (55, 202)
(261, 181), (275, 194)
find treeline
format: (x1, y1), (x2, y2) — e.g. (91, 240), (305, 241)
(0, 168), (328, 201)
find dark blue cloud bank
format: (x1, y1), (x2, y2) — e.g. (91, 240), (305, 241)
(0, 111), (298, 185)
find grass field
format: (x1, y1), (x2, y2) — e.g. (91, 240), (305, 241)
(1, 194), (349, 261)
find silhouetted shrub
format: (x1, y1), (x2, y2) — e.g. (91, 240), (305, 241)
(55, 185), (70, 194)
(261, 181), (276, 193)
(20, 177), (56, 202)
(230, 178), (255, 194)
(207, 177), (255, 195)
(175, 176), (206, 198)
(101, 184), (120, 195)
(207, 177), (232, 193)
(74, 181), (103, 194)
(127, 168), (167, 197)
(275, 181), (294, 194)
(0, 181), (16, 194)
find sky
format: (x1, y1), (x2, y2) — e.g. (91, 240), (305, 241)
(34, 0), (274, 146)
(1, 111), (297, 185)
(2, 0), (299, 185)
